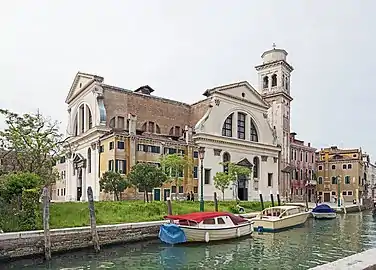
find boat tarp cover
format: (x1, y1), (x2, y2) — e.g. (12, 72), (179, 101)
(164, 212), (248, 225)
(159, 223), (187, 244)
(312, 204), (335, 213)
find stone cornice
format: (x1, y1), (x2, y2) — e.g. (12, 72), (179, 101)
(255, 60), (294, 73)
(193, 133), (281, 154)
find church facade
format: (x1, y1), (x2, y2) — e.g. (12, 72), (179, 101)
(54, 46), (295, 202)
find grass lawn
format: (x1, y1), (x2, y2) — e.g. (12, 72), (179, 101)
(46, 200), (272, 229)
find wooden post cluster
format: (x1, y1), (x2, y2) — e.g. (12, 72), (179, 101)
(42, 187), (51, 261)
(87, 186), (100, 253)
(270, 192), (275, 207)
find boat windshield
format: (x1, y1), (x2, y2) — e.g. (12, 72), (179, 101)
(262, 208), (282, 217)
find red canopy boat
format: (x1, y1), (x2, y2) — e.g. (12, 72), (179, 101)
(164, 212), (248, 225)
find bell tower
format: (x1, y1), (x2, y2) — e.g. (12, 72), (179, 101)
(255, 44), (294, 199)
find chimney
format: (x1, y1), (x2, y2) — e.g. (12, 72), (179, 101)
(134, 85), (155, 95)
(185, 125), (193, 144)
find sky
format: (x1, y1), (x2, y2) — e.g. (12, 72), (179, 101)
(0, 0), (375, 158)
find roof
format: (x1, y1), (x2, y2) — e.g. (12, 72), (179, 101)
(164, 212), (247, 224)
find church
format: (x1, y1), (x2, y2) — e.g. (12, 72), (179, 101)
(53, 46), (294, 202)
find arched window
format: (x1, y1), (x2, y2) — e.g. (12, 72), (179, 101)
(295, 170), (299, 180)
(285, 77), (289, 90)
(305, 169), (308, 180)
(87, 105), (93, 129)
(263, 76), (269, 89)
(253, 156), (259, 178)
(73, 114), (78, 136)
(282, 74), (285, 88)
(308, 170), (312, 180)
(109, 117), (115, 128)
(300, 169), (303, 180)
(223, 152), (230, 173)
(271, 74), (277, 87)
(237, 112), (246, 139)
(250, 119), (258, 142)
(222, 114), (233, 137)
(80, 105), (85, 133)
(87, 148), (91, 173)
(155, 124), (161, 134)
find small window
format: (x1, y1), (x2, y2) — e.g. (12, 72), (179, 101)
(331, 165), (336, 170)
(99, 145), (104, 153)
(267, 173), (273, 187)
(331, 176), (337, 184)
(171, 186), (177, 193)
(342, 191), (347, 196)
(193, 187), (198, 193)
(204, 169), (211, 184)
(345, 176), (350, 184)
(318, 165), (323, 170)
(348, 164), (352, 169)
(318, 191), (322, 195)
(117, 141), (125, 149)
(343, 164), (347, 169)
(193, 167), (198, 178)
(109, 142), (114, 150)
(348, 191), (353, 196)
(217, 218), (226, 224)
(318, 177), (323, 184)
(193, 151), (198, 158)
(203, 218), (216, 225)
(178, 186), (183, 194)
(331, 191), (336, 195)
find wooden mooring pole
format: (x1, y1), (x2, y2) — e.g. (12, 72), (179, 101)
(214, 192), (218, 212)
(167, 197), (173, 215)
(259, 191), (265, 210)
(42, 187), (51, 261)
(270, 191), (275, 207)
(276, 192), (281, 206)
(87, 186), (100, 252)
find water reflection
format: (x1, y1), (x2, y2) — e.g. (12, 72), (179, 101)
(4, 211), (376, 270)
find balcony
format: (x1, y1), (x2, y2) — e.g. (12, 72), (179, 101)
(307, 180), (317, 186)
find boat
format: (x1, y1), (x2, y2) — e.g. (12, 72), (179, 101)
(251, 205), (310, 232)
(159, 212), (253, 245)
(312, 204), (336, 219)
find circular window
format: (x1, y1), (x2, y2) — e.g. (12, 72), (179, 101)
(241, 92), (245, 98)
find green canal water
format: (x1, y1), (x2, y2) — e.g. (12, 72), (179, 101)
(4, 211), (376, 270)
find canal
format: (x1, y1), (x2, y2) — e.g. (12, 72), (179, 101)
(4, 211), (376, 270)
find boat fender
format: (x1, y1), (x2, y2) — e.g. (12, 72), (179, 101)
(205, 232), (210, 242)
(257, 226), (264, 233)
(236, 228), (241, 237)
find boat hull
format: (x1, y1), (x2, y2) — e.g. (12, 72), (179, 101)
(252, 212), (310, 232)
(312, 212), (336, 219)
(179, 223), (253, 242)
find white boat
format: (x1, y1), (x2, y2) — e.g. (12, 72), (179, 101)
(251, 205), (310, 232)
(159, 212), (253, 244)
(312, 204), (336, 219)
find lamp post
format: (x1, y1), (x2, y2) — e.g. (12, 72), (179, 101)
(198, 147), (205, 212)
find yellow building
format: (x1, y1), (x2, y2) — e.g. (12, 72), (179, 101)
(316, 146), (365, 203)
(98, 131), (199, 201)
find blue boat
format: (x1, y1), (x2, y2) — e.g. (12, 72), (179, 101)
(312, 204), (336, 219)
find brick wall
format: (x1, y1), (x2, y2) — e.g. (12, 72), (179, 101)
(0, 220), (167, 262)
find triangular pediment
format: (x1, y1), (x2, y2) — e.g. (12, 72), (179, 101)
(203, 81), (270, 108)
(237, 158), (253, 168)
(73, 153), (85, 163)
(65, 72), (104, 104)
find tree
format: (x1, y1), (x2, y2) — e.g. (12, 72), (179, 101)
(0, 172), (41, 203)
(213, 162), (251, 200)
(160, 153), (191, 200)
(100, 171), (129, 201)
(0, 109), (63, 186)
(127, 163), (168, 202)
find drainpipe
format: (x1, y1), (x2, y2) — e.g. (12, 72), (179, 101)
(97, 139), (101, 178)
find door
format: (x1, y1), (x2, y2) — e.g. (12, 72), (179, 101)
(323, 192), (330, 202)
(308, 189), (312, 202)
(237, 176), (248, 201)
(163, 189), (170, 201)
(154, 189), (161, 201)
